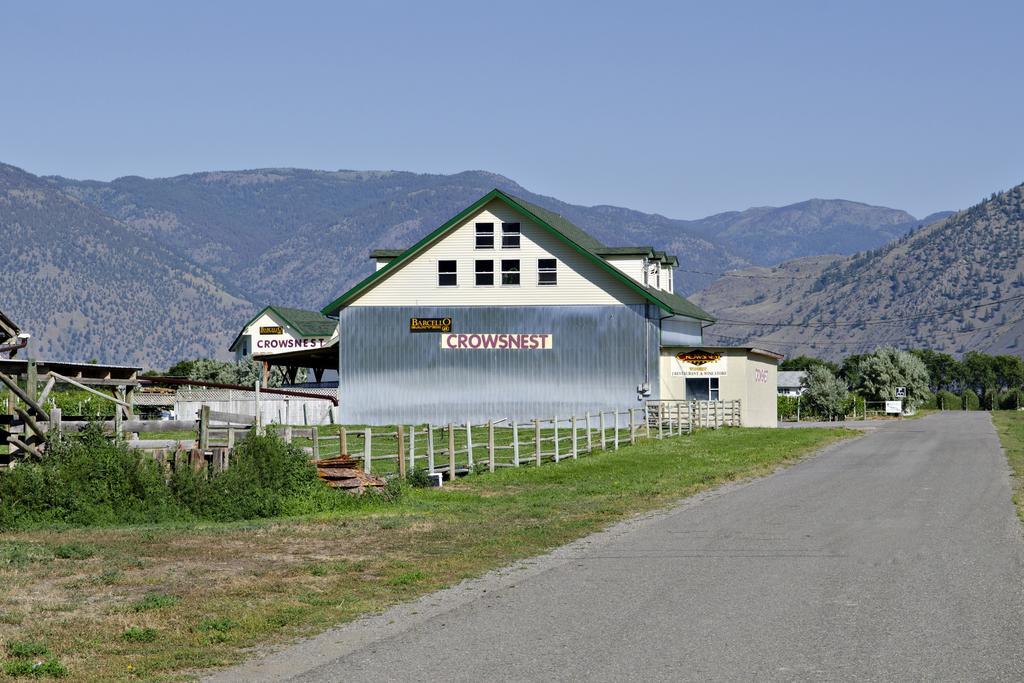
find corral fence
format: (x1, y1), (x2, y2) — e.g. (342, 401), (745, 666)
(3, 399), (741, 482)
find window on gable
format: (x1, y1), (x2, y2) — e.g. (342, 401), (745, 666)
(475, 223), (494, 249)
(475, 259), (494, 286)
(501, 259), (520, 286)
(502, 222), (521, 248)
(438, 260), (457, 287)
(538, 258), (557, 285)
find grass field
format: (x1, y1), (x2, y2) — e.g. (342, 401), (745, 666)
(992, 411), (1024, 520)
(0, 426), (853, 681)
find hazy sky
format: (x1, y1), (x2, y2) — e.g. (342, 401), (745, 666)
(3, 0), (1022, 219)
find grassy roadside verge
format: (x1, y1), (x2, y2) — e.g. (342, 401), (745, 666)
(0, 426), (853, 681)
(991, 412), (1024, 520)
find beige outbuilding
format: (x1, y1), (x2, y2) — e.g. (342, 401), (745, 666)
(659, 347), (782, 428)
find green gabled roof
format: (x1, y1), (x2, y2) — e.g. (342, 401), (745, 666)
(229, 305), (337, 352)
(320, 189), (714, 322)
(369, 249), (404, 259)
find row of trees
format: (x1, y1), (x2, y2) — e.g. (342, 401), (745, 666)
(782, 347), (1024, 418)
(782, 348), (931, 420)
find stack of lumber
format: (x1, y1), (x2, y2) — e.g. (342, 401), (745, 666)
(316, 454), (386, 492)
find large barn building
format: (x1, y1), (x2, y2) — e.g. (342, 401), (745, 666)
(321, 189), (779, 426)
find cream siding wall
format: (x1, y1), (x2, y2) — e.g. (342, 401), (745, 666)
(658, 347), (779, 428)
(604, 256), (647, 287)
(349, 200), (646, 307)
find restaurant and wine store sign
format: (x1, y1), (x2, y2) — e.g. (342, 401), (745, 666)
(672, 349), (727, 377)
(410, 317), (453, 333)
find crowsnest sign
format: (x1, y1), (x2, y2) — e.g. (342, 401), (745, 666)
(440, 333), (553, 350)
(672, 349), (728, 377)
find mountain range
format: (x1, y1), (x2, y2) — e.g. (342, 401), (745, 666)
(694, 185), (1024, 360)
(1, 160), (957, 367)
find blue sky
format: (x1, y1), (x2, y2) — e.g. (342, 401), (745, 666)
(2, 0), (1021, 219)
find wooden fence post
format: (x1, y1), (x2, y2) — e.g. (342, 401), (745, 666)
(363, 428), (372, 473)
(512, 421), (520, 466)
(312, 425), (320, 461)
(447, 423), (456, 481)
(48, 408), (62, 442)
(534, 419), (541, 466)
(284, 424), (293, 443)
(427, 424), (435, 473)
(613, 410), (620, 450)
(340, 427), (348, 456)
(409, 425), (416, 473)
(600, 411), (607, 450)
(397, 425), (406, 478)
(571, 416), (578, 459)
(553, 416), (560, 462)
(487, 419), (495, 472)
(585, 413), (593, 453)
(465, 420), (474, 468)
(629, 409), (636, 445)
(644, 404), (651, 440)
(198, 405), (210, 449)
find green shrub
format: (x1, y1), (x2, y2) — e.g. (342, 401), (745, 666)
(927, 390), (962, 410)
(998, 389), (1024, 410)
(6, 641), (49, 658)
(777, 395), (798, 421)
(0, 426), (189, 529)
(0, 429), (387, 530)
(122, 627), (158, 642)
(52, 542), (95, 560)
(128, 592), (179, 612)
(963, 389), (981, 410)
(3, 658), (67, 678)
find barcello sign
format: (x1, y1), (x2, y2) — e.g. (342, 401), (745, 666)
(410, 317), (453, 333)
(440, 333), (553, 350)
(672, 349), (728, 377)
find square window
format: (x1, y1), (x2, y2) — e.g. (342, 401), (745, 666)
(437, 260), (457, 287)
(476, 223), (494, 249)
(502, 223), (521, 248)
(538, 258), (557, 285)
(475, 259), (494, 286)
(501, 259), (520, 286)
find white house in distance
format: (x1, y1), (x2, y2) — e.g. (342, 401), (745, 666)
(318, 189), (781, 427)
(777, 371), (807, 397)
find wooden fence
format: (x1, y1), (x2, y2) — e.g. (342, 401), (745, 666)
(3, 400), (743, 482)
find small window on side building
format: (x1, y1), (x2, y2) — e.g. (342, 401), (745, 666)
(538, 258), (557, 285)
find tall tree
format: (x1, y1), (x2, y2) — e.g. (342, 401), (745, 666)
(856, 348), (931, 410)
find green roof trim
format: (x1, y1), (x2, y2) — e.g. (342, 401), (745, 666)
(369, 249), (404, 259)
(594, 246), (655, 256)
(229, 305), (337, 352)
(320, 189), (714, 322)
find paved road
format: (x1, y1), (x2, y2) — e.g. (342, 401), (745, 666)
(212, 413), (1024, 682)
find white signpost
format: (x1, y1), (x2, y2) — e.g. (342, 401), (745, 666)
(885, 400), (903, 415)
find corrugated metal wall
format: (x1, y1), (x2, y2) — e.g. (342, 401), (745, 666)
(336, 305), (659, 424)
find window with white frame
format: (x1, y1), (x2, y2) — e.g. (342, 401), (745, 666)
(502, 222), (521, 248)
(437, 260), (457, 287)
(475, 259), (494, 286)
(685, 377), (720, 401)
(501, 259), (520, 285)
(475, 223), (494, 249)
(538, 258), (557, 285)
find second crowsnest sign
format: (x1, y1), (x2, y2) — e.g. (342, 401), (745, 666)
(672, 349), (727, 377)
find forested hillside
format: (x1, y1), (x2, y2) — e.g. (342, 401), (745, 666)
(0, 164), (252, 367)
(694, 185), (1024, 359)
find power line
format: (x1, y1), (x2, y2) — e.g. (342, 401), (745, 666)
(676, 267), (821, 280)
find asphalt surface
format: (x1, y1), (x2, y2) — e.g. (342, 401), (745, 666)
(210, 412), (1024, 682)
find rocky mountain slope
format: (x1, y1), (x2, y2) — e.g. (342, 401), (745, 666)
(0, 164), (252, 367)
(694, 185), (1024, 359)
